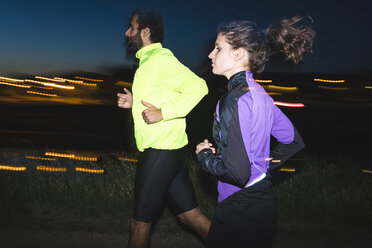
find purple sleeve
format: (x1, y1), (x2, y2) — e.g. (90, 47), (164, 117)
(271, 105), (294, 144)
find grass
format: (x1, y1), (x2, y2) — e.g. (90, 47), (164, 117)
(0, 148), (371, 227)
(272, 154), (372, 225)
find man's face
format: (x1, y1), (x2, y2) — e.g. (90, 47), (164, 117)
(125, 15), (144, 52)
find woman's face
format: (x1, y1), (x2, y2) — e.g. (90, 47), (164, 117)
(208, 34), (237, 79)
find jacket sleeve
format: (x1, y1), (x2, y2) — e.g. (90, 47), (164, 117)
(269, 105), (305, 171)
(197, 148), (249, 186)
(197, 148), (227, 176)
(156, 54), (208, 121)
(197, 99), (252, 188)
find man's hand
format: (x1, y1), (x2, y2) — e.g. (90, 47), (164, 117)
(117, 88), (133, 109)
(196, 139), (216, 155)
(141, 100), (163, 124)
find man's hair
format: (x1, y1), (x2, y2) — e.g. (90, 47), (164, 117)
(131, 10), (165, 43)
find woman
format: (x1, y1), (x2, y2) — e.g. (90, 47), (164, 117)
(196, 16), (314, 247)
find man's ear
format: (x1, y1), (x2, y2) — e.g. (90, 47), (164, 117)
(141, 27), (151, 40)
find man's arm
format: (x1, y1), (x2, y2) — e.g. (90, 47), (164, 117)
(155, 54), (208, 121)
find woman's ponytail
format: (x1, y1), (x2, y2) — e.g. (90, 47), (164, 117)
(266, 15), (315, 64)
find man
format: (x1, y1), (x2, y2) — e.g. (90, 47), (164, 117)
(117, 10), (210, 248)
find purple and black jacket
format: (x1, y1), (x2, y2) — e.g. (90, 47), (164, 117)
(197, 70), (304, 202)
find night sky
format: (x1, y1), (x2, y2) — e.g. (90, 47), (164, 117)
(1, 0), (371, 75)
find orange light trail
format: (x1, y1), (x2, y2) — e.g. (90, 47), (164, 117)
(54, 77), (84, 84)
(35, 76), (65, 82)
(75, 167), (104, 174)
(116, 81), (133, 87)
(362, 169), (372, 174)
(25, 79), (47, 84)
(55, 77), (96, 87)
(0, 165), (27, 171)
(26, 156), (57, 161)
(314, 78), (345, 83)
(27, 91), (57, 97)
(279, 168), (296, 172)
(37, 166), (66, 172)
(26, 79), (72, 89)
(267, 92), (282, 96)
(30, 85), (54, 90)
(74, 76), (103, 82)
(0, 76), (24, 83)
(274, 101), (305, 107)
(45, 152), (97, 161)
(42, 82), (75, 89)
(263, 85), (298, 91)
(118, 157), (138, 162)
(317, 86), (349, 91)
(0, 81), (31, 88)
(255, 79), (272, 83)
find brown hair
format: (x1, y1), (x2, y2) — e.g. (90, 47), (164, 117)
(217, 15), (315, 74)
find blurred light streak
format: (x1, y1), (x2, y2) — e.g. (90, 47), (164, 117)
(42, 82), (75, 89)
(116, 81), (132, 87)
(365, 86), (372, 89)
(46, 152), (74, 158)
(73, 156), (98, 161)
(35, 76), (65, 82)
(0, 76), (24, 83)
(274, 101), (305, 107)
(267, 92), (282, 96)
(118, 157), (138, 162)
(317, 86), (349, 91)
(0, 165), (27, 171)
(27, 91), (57, 97)
(362, 169), (372, 174)
(26, 79), (71, 89)
(26, 156), (56, 161)
(54, 77), (83, 84)
(25, 79), (48, 84)
(30, 85), (54, 90)
(279, 168), (296, 172)
(265, 158), (281, 163)
(69, 82), (97, 87)
(55, 77), (97, 87)
(314, 78), (345, 83)
(0, 81), (31, 88)
(75, 167), (104, 174)
(75, 76), (103, 82)
(45, 152), (97, 161)
(37, 166), (66, 172)
(263, 85), (298, 91)
(255, 79), (272, 83)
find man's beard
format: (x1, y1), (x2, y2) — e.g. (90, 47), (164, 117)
(126, 32), (144, 52)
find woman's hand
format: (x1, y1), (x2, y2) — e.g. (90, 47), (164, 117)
(196, 139), (216, 155)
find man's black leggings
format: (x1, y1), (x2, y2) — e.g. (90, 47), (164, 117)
(133, 146), (198, 222)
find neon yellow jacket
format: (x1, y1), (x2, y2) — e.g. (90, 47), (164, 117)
(132, 43), (208, 152)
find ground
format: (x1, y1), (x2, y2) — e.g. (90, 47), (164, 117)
(1, 210), (371, 248)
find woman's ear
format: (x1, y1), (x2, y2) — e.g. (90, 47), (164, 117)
(234, 48), (246, 61)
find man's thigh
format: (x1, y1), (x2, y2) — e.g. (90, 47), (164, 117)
(133, 147), (189, 222)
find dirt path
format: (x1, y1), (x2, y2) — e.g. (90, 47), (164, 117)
(1, 214), (371, 248)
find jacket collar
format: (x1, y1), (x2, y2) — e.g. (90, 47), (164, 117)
(227, 70), (253, 90)
(135, 42), (162, 60)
